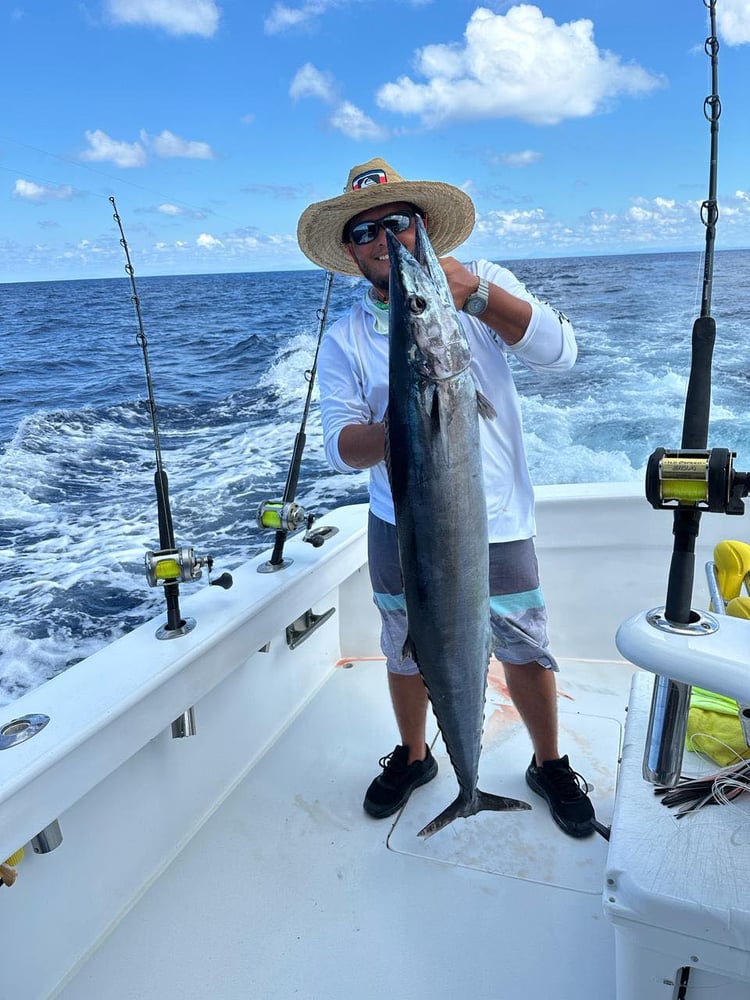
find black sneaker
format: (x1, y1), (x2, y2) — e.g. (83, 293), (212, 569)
(525, 754), (595, 838)
(363, 744), (438, 819)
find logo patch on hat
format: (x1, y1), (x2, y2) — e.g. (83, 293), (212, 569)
(351, 168), (387, 190)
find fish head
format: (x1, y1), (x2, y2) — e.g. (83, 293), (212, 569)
(386, 217), (471, 381)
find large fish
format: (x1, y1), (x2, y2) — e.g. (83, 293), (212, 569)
(385, 217), (531, 838)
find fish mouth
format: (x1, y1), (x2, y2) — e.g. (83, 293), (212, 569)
(385, 216), (471, 381)
(385, 216), (452, 309)
(386, 215), (440, 277)
(411, 214), (437, 274)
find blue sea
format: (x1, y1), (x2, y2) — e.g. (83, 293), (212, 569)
(1, 249), (749, 706)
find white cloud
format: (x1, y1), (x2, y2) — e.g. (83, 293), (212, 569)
(156, 202), (208, 218)
(106, 0), (220, 37)
(718, 0), (750, 45)
(145, 129), (214, 159)
(289, 63), (337, 102)
(264, 0), (431, 35)
(192, 230), (299, 258)
(13, 179), (75, 202)
(329, 101), (387, 141)
(80, 129), (147, 167)
(494, 150), (542, 168)
(265, 1), (329, 34)
(376, 5), (665, 127)
(79, 129), (214, 167)
(289, 62), (387, 140)
(470, 188), (750, 257)
(625, 196), (688, 231)
(197, 233), (223, 248)
(476, 206), (548, 240)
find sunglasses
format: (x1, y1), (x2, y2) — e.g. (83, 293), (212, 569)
(345, 211), (420, 246)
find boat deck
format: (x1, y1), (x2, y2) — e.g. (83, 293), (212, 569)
(58, 653), (636, 1000)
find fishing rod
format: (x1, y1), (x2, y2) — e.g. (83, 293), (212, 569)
(110, 196), (232, 641)
(641, 0), (750, 785)
(256, 269), (338, 572)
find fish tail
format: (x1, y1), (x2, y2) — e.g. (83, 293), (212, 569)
(475, 788), (532, 816)
(417, 789), (531, 839)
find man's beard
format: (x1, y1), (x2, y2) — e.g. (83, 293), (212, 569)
(357, 259), (389, 298)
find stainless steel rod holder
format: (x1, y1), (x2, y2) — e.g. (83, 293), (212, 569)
(641, 607), (719, 785)
(642, 675), (692, 785)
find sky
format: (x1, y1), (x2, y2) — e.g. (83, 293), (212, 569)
(1, 0), (750, 283)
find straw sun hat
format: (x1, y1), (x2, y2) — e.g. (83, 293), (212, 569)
(297, 157), (475, 276)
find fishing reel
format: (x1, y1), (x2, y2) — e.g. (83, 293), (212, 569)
(646, 448), (750, 515)
(257, 501), (311, 535)
(256, 501), (338, 549)
(145, 546), (233, 590)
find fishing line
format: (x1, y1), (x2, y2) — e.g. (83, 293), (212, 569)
(109, 195), (232, 640)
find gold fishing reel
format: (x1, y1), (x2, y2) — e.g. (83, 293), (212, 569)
(645, 447), (748, 514)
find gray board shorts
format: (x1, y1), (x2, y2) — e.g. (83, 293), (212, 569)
(367, 512), (558, 676)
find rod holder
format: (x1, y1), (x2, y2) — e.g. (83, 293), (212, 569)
(641, 607), (718, 784)
(642, 676), (692, 785)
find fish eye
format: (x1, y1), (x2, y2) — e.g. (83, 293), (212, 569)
(408, 295), (427, 314)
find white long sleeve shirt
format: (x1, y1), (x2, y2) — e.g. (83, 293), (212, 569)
(317, 259), (576, 542)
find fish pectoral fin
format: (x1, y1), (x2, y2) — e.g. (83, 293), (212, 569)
(417, 789), (532, 838)
(476, 390), (497, 421)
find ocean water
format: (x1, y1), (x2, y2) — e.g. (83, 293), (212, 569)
(1, 249), (749, 705)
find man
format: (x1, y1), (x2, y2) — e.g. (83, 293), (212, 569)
(297, 157), (595, 838)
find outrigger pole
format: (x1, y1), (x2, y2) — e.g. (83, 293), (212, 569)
(110, 197), (231, 642)
(641, 1), (750, 785)
(256, 269), (337, 572)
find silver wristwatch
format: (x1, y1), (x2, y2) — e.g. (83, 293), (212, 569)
(462, 276), (489, 317)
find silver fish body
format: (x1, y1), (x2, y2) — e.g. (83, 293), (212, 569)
(386, 218), (530, 838)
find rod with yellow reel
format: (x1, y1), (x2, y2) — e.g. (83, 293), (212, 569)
(640, 2), (750, 789)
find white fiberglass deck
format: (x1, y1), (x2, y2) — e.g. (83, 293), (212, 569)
(59, 653), (635, 1000)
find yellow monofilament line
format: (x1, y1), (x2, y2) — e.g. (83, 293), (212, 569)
(661, 479), (708, 502)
